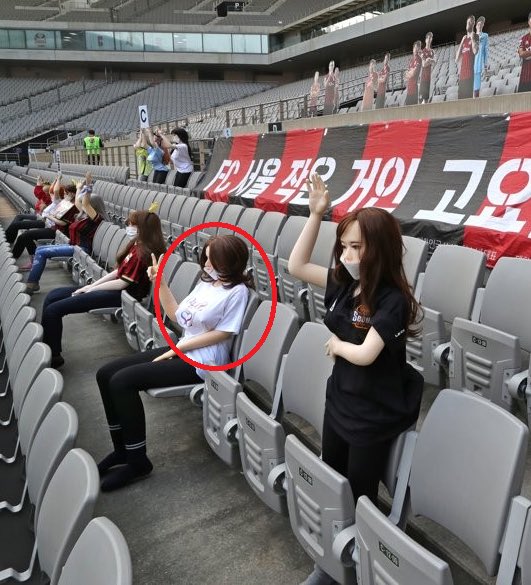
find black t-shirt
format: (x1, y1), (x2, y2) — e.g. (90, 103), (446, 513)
(323, 269), (423, 446)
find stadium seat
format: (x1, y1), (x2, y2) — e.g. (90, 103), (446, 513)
(57, 517), (132, 585)
(406, 245), (486, 386)
(448, 257), (531, 423)
(236, 321), (333, 513)
(203, 301), (299, 467)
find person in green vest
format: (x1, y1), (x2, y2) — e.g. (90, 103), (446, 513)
(83, 129), (103, 165)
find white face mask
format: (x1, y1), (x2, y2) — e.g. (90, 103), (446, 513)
(340, 255), (361, 280)
(126, 226), (138, 240)
(204, 266), (219, 280)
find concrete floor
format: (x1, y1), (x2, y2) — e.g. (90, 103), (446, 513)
(1, 194), (531, 585)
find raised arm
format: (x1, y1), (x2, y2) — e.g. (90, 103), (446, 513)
(287, 173), (329, 289)
(157, 127), (172, 150)
(80, 173), (99, 219)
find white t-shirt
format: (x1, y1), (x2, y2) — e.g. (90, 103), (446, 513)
(170, 143), (194, 174)
(42, 199), (62, 228)
(176, 280), (249, 379)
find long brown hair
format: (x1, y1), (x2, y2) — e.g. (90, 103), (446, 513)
(200, 235), (254, 289)
(332, 208), (420, 336)
(116, 209), (166, 265)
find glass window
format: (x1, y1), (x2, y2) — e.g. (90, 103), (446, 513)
(56, 30), (85, 51)
(9, 29), (25, 49)
(86, 31), (115, 51)
(144, 32), (173, 52)
(232, 34), (261, 54)
(261, 35), (269, 53)
(25, 29), (55, 50)
(0, 30), (11, 49)
(203, 33), (231, 53)
(173, 33), (202, 52)
(115, 31), (143, 51)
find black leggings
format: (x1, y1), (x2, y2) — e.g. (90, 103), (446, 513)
(173, 171), (191, 188)
(6, 214), (43, 243)
(12, 227), (56, 258)
(321, 412), (392, 505)
(152, 170), (168, 184)
(96, 348), (201, 448)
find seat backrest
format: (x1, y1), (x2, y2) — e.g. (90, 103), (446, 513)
(402, 235), (428, 290)
(235, 208), (264, 242)
(19, 367), (63, 459)
(519, 504), (531, 585)
(175, 196), (199, 228)
(104, 230), (128, 269)
(479, 257), (531, 352)
(216, 204), (245, 235)
(253, 211), (286, 254)
(277, 216), (307, 262)
(281, 322), (333, 437)
(167, 195), (187, 223)
(27, 401), (77, 521)
(409, 389), (528, 576)
(90, 222), (112, 258)
(167, 261), (202, 305)
(355, 496), (454, 585)
(187, 199), (212, 232)
(9, 321), (43, 380)
(240, 301), (299, 396)
(13, 342), (52, 419)
(36, 448), (99, 585)
(96, 225), (119, 262)
(57, 517), (132, 585)
(420, 245), (486, 323)
(5, 305), (36, 354)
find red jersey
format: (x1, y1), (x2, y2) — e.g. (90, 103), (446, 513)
(69, 214), (103, 252)
(519, 32), (531, 84)
(421, 48), (434, 81)
(117, 243), (150, 301)
(406, 54), (421, 95)
(34, 185), (51, 213)
(459, 36), (474, 80)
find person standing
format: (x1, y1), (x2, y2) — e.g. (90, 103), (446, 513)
(473, 17), (489, 98)
(289, 174), (423, 585)
(517, 11), (531, 94)
(419, 32), (435, 104)
(144, 127), (170, 184)
(323, 60), (337, 116)
(456, 15), (477, 99)
(160, 127), (194, 188)
(404, 41), (422, 106)
(374, 53), (390, 109)
(83, 129), (103, 165)
(133, 129), (152, 181)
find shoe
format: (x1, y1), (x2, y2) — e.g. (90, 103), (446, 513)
(51, 354), (65, 369)
(25, 282), (40, 295)
(100, 459), (153, 492)
(97, 450), (127, 475)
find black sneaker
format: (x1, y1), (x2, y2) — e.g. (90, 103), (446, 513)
(51, 354), (65, 369)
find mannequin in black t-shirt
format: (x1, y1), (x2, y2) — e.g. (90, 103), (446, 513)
(289, 174), (424, 585)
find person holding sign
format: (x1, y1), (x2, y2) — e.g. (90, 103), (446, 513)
(133, 129), (152, 182)
(159, 127), (194, 188)
(41, 206), (165, 369)
(289, 174), (423, 585)
(94, 235), (252, 492)
(144, 127), (170, 184)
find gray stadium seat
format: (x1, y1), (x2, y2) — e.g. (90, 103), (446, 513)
(406, 245), (486, 386)
(203, 301), (299, 467)
(0, 448), (98, 585)
(448, 257), (531, 422)
(57, 517), (132, 585)
(236, 321), (333, 513)
(402, 235), (429, 295)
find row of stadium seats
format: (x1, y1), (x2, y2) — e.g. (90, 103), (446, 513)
(17, 200), (531, 584)
(0, 231), (132, 585)
(3, 167), (531, 582)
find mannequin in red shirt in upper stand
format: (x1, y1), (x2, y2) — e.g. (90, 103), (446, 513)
(518, 11), (531, 94)
(456, 15), (478, 99)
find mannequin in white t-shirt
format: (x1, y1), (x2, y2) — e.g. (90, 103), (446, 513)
(160, 127), (194, 188)
(94, 234), (254, 492)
